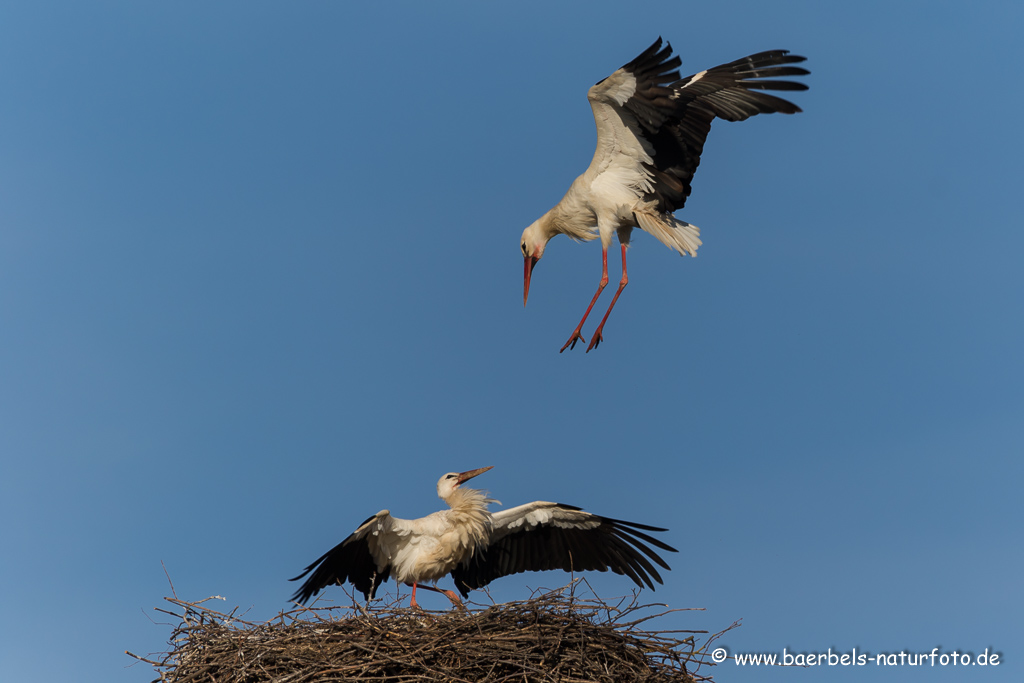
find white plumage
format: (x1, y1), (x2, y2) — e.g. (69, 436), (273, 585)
(521, 38), (809, 352)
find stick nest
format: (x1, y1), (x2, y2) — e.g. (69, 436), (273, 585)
(133, 582), (735, 682)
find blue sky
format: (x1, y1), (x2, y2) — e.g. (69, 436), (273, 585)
(1, 1), (1021, 681)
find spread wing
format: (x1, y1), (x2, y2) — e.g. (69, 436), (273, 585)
(587, 37), (809, 213)
(450, 502), (677, 597)
(289, 510), (400, 604)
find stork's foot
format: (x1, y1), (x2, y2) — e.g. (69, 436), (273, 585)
(586, 327), (605, 352)
(440, 589), (466, 611)
(560, 329), (586, 353)
(408, 582), (423, 610)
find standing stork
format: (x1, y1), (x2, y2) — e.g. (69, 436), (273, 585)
(520, 38), (809, 352)
(289, 466), (676, 608)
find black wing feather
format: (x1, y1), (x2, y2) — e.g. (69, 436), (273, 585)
(616, 38), (809, 212)
(288, 520), (389, 604)
(450, 504), (678, 598)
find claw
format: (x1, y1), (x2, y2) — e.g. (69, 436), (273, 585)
(560, 331), (586, 353)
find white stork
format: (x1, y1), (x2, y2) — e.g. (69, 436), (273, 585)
(289, 466), (676, 608)
(521, 38), (809, 352)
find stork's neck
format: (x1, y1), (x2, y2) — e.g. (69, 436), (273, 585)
(547, 184), (599, 242)
(444, 486), (495, 515)
(442, 486), (496, 552)
(523, 209), (560, 258)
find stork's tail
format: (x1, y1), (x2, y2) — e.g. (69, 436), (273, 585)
(634, 211), (702, 257)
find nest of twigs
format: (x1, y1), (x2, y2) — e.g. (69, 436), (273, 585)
(131, 581), (736, 682)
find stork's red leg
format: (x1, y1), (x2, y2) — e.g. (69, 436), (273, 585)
(415, 585), (464, 610)
(408, 584), (465, 610)
(586, 243), (628, 352)
(409, 582), (420, 609)
(439, 588), (465, 610)
(560, 247), (609, 352)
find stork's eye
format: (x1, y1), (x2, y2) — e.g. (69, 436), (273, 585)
(521, 242), (528, 257)
(446, 474), (456, 480)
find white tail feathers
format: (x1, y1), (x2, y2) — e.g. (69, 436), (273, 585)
(634, 211), (702, 257)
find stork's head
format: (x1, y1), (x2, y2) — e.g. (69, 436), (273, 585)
(436, 466), (493, 501)
(521, 220), (552, 306)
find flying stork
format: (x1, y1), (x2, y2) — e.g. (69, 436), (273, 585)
(520, 38), (809, 352)
(289, 466), (676, 608)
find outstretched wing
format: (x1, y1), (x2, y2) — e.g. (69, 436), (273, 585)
(587, 37), (809, 213)
(289, 510), (396, 604)
(450, 502), (677, 597)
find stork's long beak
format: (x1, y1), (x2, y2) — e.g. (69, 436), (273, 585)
(524, 255), (539, 306)
(456, 466), (493, 484)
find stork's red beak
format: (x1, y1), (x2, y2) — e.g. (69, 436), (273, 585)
(456, 466), (493, 484)
(524, 255), (539, 306)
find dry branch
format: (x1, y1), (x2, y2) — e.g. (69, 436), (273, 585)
(133, 581), (735, 682)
